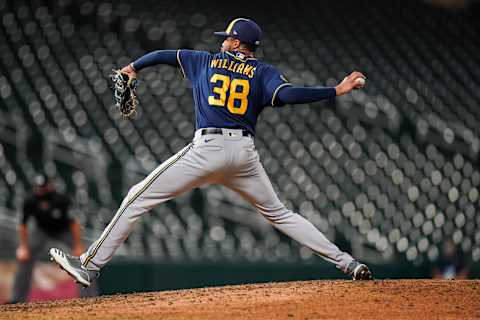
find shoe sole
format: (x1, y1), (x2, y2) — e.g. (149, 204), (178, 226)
(353, 264), (373, 280)
(49, 248), (90, 287)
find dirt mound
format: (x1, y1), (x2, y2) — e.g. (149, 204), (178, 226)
(1, 279), (479, 319)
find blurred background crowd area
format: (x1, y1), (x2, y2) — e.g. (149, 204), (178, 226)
(0, 0), (479, 289)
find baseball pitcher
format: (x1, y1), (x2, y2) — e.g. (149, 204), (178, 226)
(50, 18), (373, 286)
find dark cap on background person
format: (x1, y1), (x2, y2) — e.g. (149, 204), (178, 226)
(33, 174), (55, 196)
(33, 174), (49, 188)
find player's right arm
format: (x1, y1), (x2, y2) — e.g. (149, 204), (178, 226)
(262, 64), (366, 106)
(276, 71), (366, 104)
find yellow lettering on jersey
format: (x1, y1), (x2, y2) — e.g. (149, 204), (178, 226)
(208, 74), (230, 107)
(227, 61), (236, 72)
(227, 79), (250, 114)
(248, 67), (256, 79)
(210, 58), (256, 78)
(236, 63), (245, 74)
(243, 65), (253, 77)
(208, 73), (250, 116)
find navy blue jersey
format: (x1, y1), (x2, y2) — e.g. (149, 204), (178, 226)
(177, 50), (291, 135)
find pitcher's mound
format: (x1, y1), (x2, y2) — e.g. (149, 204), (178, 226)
(1, 279), (479, 319)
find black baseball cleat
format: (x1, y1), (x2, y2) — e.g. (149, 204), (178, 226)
(49, 248), (99, 287)
(6, 300), (22, 305)
(347, 260), (373, 280)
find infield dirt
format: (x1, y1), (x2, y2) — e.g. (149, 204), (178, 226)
(1, 279), (479, 319)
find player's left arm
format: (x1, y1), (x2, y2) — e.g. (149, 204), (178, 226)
(69, 219), (84, 256)
(120, 50), (179, 76)
(64, 197), (83, 255)
(120, 49), (209, 82)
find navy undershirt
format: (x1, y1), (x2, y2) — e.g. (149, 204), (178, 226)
(132, 50), (178, 70)
(276, 86), (336, 104)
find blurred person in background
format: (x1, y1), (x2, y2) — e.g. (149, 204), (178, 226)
(432, 239), (470, 279)
(9, 174), (96, 304)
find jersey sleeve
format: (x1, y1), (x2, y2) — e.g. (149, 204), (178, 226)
(262, 65), (291, 107)
(177, 50), (211, 83)
(21, 200), (32, 224)
(62, 195), (74, 223)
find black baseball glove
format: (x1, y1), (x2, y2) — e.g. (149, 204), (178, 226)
(110, 69), (138, 118)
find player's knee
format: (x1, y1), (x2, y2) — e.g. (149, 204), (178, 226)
(257, 206), (293, 224)
(122, 184), (142, 208)
(126, 182), (143, 198)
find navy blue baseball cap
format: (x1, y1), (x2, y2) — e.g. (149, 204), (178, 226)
(214, 18), (262, 46)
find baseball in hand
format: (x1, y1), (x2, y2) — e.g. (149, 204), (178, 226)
(355, 77), (366, 86)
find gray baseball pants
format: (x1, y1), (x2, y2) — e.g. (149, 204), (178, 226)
(81, 128), (354, 272)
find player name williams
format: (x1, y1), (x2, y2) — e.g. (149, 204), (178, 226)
(210, 59), (256, 78)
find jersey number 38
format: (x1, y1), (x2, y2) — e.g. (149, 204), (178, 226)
(208, 74), (250, 115)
